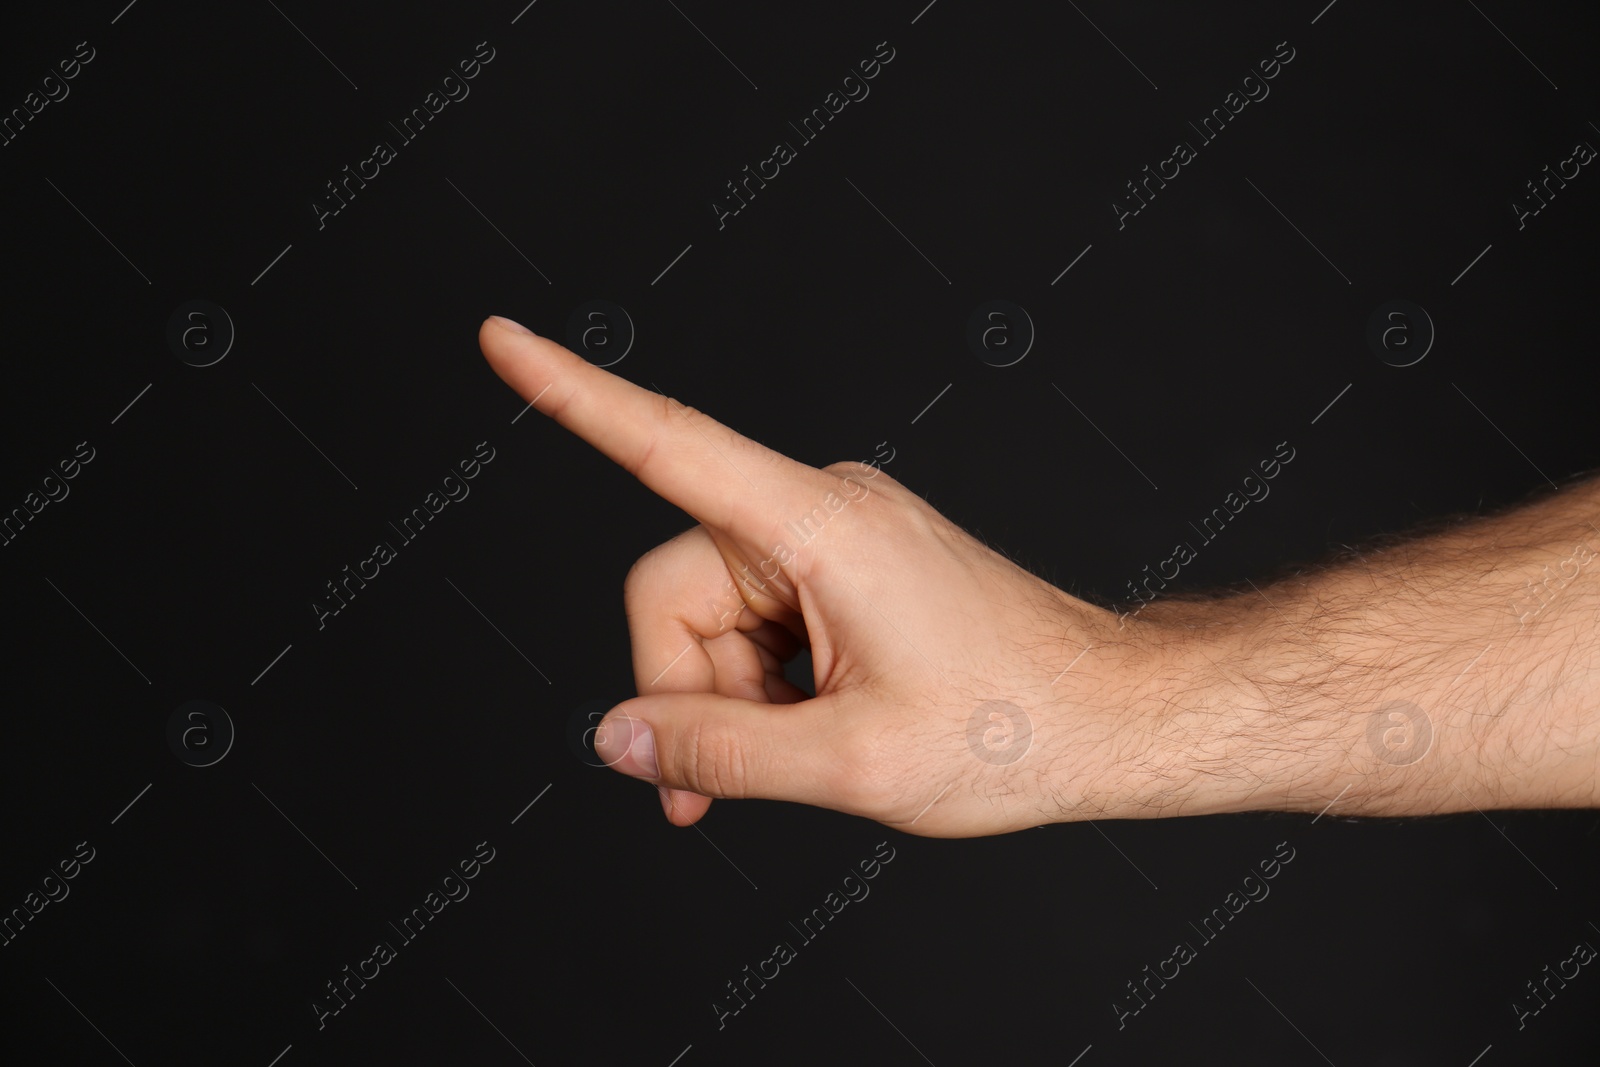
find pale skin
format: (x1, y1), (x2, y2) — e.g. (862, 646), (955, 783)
(479, 315), (1600, 837)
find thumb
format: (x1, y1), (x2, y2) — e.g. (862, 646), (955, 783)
(593, 691), (847, 807)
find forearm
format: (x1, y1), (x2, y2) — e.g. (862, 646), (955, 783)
(1103, 478), (1600, 818)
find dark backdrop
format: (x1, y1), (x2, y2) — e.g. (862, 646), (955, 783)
(3, 1), (1598, 1064)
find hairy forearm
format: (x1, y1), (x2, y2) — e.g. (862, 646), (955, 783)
(1100, 478), (1600, 818)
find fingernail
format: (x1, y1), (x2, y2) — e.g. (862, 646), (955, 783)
(658, 785), (675, 819)
(594, 714), (659, 779)
(488, 314), (536, 336)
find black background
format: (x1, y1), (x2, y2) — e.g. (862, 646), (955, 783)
(3, 1), (1599, 1064)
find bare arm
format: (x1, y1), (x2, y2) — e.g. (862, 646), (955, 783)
(479, 316), (1600, 835)
(1119, 478), (1600, 820)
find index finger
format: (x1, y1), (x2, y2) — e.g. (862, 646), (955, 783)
(479, 316), (820, 533)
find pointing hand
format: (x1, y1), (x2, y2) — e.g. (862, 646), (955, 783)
(480, 315), (1212, 836)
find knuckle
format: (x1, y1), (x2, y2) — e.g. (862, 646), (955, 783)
(623, 428), (661, 480)
(622, 553), (656, 609)
(821, 459), (885, 486)
(623, 531), (710, 614)
(658, 393), (702, 430)
(681, 718), (752, 799)
(660, 393), (692, 418)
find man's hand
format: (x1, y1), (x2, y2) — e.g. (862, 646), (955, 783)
(480, 315), (1600, 834)
(479, 315), (1203, 836)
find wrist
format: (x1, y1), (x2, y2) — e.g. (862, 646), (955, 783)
(1034, 594), (1299, 822)
(1107, 604), (1348, 820)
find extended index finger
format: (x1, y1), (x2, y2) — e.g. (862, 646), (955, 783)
(480, 316), (818, 533)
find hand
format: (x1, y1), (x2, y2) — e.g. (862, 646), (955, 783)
(478, 315), (1202, 837)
